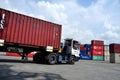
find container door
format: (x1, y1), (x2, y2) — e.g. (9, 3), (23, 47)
(0, 10), (5, 39)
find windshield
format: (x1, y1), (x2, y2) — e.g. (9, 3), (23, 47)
(65, 40), (71, 46)
(73, 41), (79, 50)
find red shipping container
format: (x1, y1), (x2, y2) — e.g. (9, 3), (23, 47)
(91, 40), (104, 45)
(92, 50), (104, 56)
(0, 8), (61, 50)
(109, 44), (120, 53)
(92, 45), (104, 51)
(80, 44), (85, 47)
(87, 52), (92, 55)
(80, 44), (86, 51)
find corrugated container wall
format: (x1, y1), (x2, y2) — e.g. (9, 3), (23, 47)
(109, 43), (120, 63)
(80, 50), (92, 60)
(110, 53), (120, 63)
(85, 44), (92, 52)
(92, 45), (104, 56)
(109, 44), (120, 53)
(91, 40), (104, 61)
(104, 45), (110, 62)
(80, 44), (92, 60)
(80, 44), (86, 51)
(0, 8), (62, 50)
(91, 40), (104, 45)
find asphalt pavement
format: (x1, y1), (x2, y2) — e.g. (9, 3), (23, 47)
(0, 55), (120, 80)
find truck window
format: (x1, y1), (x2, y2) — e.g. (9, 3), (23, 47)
(73, 41), (79, 50)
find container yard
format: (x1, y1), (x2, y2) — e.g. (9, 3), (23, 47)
(0, 6), (120, 80)
(0, 8), (120, 64)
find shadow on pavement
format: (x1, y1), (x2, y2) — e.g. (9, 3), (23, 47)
(0, 64), (66, 80)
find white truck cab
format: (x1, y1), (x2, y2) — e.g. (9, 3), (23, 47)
(64, 39), (80, 58)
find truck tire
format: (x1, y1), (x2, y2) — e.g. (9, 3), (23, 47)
(68, 56), (75, 64)
(47, 53), (57, 65)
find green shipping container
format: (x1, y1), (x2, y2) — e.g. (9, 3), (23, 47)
(92, 56), (104, 61)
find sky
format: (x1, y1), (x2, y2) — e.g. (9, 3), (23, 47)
(0, 0), (120, 45)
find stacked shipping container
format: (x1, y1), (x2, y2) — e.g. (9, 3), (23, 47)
(85, 44), (92, 60)
(91, 40), (104, 61)
(104, 45), (110, 62)
(109, 44), (120, 63)
(79, 44), (86, 60)
(79, 44), (92, 60)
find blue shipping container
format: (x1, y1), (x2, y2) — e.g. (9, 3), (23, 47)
(80, 50), (92, 60)
(85, 44), (92, 52)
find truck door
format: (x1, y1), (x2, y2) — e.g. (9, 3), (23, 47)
(72, 41), (80, 57)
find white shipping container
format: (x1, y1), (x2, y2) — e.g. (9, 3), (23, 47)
(110, 53), (120, 63)
(104, 45), (109, 51)
(104, 55), (110, 62)
(104, 51), (110, 55)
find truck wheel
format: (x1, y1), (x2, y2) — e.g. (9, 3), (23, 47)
(69, 56), (75, 64)
(47, 53), (57, 65)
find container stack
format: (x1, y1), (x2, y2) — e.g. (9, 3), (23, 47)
(85, 44), (92, 60)
(91, 40), (104, 61)
(109, 44), (120, 63)
(79, 44), (86, 60)
(104, 45), (110, 62)
(79, 44), (92, 60)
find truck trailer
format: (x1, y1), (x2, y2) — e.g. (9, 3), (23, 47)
(0, 8), (80, 64)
